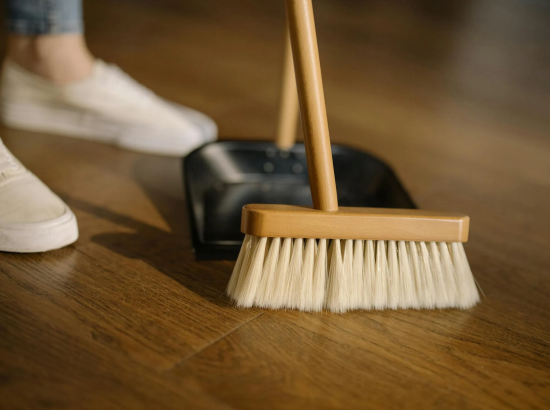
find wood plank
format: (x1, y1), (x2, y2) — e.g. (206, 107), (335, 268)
(0, 262), (236, 409)
(169, 302), (550, 410)
(0, 242), (260, 370)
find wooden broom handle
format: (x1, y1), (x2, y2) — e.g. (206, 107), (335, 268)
(275, 30), (299, 150)
(285, 0), (339, 212)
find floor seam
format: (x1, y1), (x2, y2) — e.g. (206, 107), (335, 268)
(163, 311), (265, 373)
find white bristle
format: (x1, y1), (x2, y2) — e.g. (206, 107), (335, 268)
(341, 240), (354, 310)
(429, 242), (451, 308)
(373, 240), (389, 310)
(418, 241), (437, 308)
(326, 239), (347, 313)
(351, 240), (364, 309)
(268, 237), (292, 308)
(286, 238), (304, 308)
(408, 242), (428, 308)
(234, 237), (267, 307)
(298, 238), (316, 311)
(398, 240), (416, 308)
(227, 236), (480, 313)
(439, 242), (459, 307)
(311, 238), (327, 311)
(227, 234), (254, 298)
(227, 235), (247, 297)
(387, 240), (399, 310)
(452, 243), (480, 308)
(255, 237), (281, 307)
(363, 240), (375, 309)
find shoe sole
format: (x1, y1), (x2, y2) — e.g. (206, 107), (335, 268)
(1, 101), (217, 157)
(0, 206), (79, 253)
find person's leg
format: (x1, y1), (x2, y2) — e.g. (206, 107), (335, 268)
(1, 0), (217, 156)
(6, 0), (93, 84)
(0, 1), (80, 253)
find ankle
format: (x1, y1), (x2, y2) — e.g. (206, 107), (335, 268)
(7, 34), (94, 84)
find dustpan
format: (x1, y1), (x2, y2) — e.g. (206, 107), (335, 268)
(184, 31), (415, 260)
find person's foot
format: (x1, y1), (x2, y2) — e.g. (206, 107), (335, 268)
(0, 138), (78, 252)
(0, 59), (217, 156)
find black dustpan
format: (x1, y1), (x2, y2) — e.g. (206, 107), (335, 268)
(184, 141), (415, 260)
(183, 32), (414, 260)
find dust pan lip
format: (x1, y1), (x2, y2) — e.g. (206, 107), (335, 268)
(186, 139), (393, 166)
(183, 140), (416, 260)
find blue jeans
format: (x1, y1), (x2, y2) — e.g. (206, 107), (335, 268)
(6, 0), (83, 35)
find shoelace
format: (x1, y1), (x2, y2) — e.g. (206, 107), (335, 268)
(0, 141), (20, 175)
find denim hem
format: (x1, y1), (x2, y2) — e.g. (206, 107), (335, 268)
(7, 19), (83, 35)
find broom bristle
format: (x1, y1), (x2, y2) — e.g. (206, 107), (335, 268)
(268, 237), (292, 309)
(255, 237), (281, 307)
(363, 240), (375, 309)
(227, 235), (480, 313)
(298, 238), (316, 311)
(311, 238), (327, 311)
(351, 240), (364, 309)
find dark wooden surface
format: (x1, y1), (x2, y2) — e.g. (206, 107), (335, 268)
(1, 0), (550, 409)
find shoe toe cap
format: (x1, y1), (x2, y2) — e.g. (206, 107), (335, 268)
(0, 174), (67, 224)
(166, 102), (218, 142)
(117, 122), (209, 157)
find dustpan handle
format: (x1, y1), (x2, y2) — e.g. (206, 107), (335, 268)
(275, 30), (299, 150)
(285, 0), (338, 212)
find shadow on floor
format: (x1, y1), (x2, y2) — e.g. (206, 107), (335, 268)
(64, 155), (234, 308)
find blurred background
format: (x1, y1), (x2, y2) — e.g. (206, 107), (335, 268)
(2, 0), (549, 180)
(2, 0), (546, 143)
(80, 0), (550, 141)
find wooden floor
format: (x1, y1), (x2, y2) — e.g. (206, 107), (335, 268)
(1, 0), (550, 409)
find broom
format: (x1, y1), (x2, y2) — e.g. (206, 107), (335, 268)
(274, 28), (299, 151)
(227, 0), (480, 313)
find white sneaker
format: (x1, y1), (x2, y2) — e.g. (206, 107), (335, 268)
(0, 139), (78, 252)
(0, 60), (217, 157)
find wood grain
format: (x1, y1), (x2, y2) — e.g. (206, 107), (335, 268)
(241, 204), (470, 242)
(1, 0), (550, 409)
(274, 29), (299, 150)
(286, 0), (338, 211)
